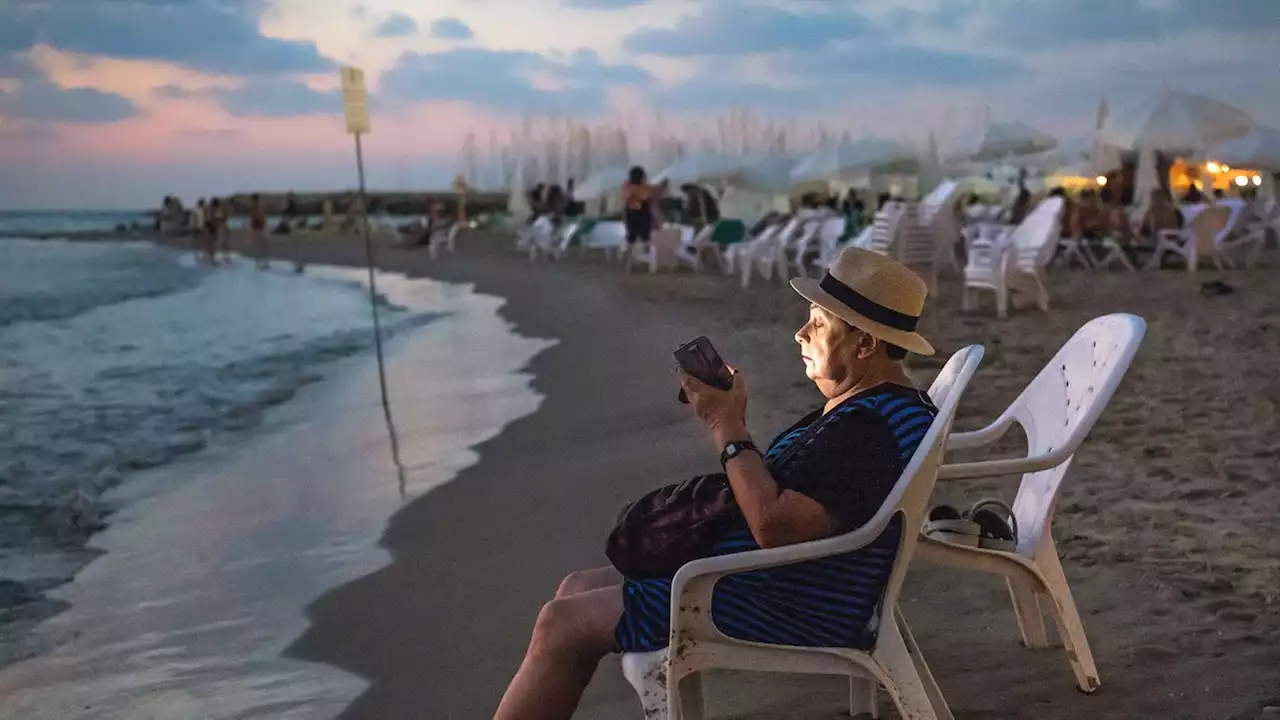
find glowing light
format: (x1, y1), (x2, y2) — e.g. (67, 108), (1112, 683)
(1221, 164), (1231, 172)
(1252, 175), (1262, 186)
(1234, 175), (1248, 187)
(1206, 161), (1221, 173)
(1095, 175), (1107, 186)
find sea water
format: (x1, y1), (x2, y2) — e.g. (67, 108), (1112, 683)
(0, 237), (555, 717)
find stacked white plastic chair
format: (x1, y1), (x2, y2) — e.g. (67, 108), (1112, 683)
(789, 219), (823, 277)
(896, 182), (962, 295)
(868, 202), (906, 256)
(919, 313), (1146, 694)
(621, 345), (987, 720)
(962, 197), (1063, 319)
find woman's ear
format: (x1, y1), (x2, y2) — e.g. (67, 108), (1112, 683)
(855, 331), (879, 360)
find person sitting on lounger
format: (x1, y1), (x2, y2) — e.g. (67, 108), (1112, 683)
(494, 248), (939, 720)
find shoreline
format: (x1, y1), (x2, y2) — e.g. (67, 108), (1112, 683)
(10, 228), (1280, 718)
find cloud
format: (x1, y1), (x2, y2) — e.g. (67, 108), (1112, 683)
(0, 79), (136, 123)
(212, 79), (340, 117)
(563, 0), (653, 7)
(380, 47), (652, 114)
(625, 2), (872, 56)
(154, 84), (194, 99)
(375, 13), (419, 38)
(781, 43), (1024, 86)
(0, 0), (332, 75)
(973, 0), (1280, 47)
(654, 38), (1025, 112)
(430, 18), (474, 40)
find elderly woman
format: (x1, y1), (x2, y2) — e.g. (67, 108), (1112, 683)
(494, 248), (939, 720)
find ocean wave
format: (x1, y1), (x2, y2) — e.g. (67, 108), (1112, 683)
(0, 241), (442, 600)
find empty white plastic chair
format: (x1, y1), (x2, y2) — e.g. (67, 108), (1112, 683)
(622, 345), (987, 720)
(918, 314), (1146, 694)
(1148, 205), (1230, 271)
(527, 216), (557, 261)
(963, 198), (1063, 319)
(428, 223), (459, 259)
(790, 219), (823, 277)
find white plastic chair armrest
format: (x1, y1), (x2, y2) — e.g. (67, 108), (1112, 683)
(937, 445), (1071, 480)
(944, 411), (1017, 450)
(668, 513), (895, 633)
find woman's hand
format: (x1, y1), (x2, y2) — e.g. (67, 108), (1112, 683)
(678, 366), (749, 445)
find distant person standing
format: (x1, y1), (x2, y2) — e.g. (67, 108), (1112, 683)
(203, 198), (222, 264)
(622, 166), (654, 250)
(191, 199), (207, 263)
(249, 193), (269, 269)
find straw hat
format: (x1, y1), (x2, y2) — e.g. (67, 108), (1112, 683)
(790, 247), (935, 356)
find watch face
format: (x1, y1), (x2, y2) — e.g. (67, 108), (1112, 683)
(726, 443), (739, 454)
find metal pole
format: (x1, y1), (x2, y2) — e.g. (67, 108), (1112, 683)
(355, 132), (405, 491)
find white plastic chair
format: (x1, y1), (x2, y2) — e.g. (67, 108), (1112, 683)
(621, 345), (987, 720)
(527, 216), (557, 261)
(963, 198), (1063, 319)
(814, 217), (853, 271)
(738, 225), (791, 288)
(1147, 205), (1231, 271)
(583, 221), (628, 262)
(723, 223), (777, 278)
(868, 203), (906, 256)
(918, 314), (1146, 694)
(428, 223), (459, 259)
(790, 219), (823, 277)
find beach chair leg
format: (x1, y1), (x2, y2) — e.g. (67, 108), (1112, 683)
(873, 614), (944, 720)
(961, 286), (974, 312)
(850, 674), (879, 718)
(1006, 577), (1050, 648)
(675, 672), (706, 720)
(995, 287), (1009, 320)
(1037, 545), (1101, 693)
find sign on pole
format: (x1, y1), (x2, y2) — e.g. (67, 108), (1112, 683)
(340, 65), (370, 134)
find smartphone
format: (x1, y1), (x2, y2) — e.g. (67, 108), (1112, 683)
(674, 336), (732, 403)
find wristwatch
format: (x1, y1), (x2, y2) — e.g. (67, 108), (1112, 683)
(720, 440), (760, 469)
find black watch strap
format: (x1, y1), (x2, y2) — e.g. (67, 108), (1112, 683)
(720, 440), (760, 468)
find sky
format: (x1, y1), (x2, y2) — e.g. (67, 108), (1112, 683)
(1, 0), (1277, 209)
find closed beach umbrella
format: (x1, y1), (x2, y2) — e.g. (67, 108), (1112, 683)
(1097, 89), (1253, 152)
(1212, 125), (1280, 171)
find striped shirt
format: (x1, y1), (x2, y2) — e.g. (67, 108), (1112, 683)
(614, 384), (936, 653)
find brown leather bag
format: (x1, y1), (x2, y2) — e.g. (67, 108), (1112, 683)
(605, 473), (739, 578)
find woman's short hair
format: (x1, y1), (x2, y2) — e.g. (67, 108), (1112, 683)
(628, 166), (646, 185)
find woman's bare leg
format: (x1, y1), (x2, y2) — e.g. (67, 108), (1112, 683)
(494, 586), (623, 720)
(556, 566), (622, 598)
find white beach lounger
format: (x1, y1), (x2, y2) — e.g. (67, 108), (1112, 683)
(622, 345), (986, 720)
(919, 313), (1146, 694)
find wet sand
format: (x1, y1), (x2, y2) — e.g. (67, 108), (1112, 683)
(68, 228), (1280, 717)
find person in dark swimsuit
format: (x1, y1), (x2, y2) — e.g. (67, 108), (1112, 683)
(495, 248), (939, 720)
(622, 166), (653, 247)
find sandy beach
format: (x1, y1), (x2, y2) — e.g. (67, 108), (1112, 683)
(27, 226), (1280, 718)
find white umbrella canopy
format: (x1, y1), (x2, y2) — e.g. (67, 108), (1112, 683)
(791, 134), (916, 181)
(1212, 125), (1280, 171)
(958, 120), (1057, 162)
(573, 165), (632, 200)
(1097, 89), (1253, 152)
(652, 152), (744, 186)
(722, 154), (801, 193)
